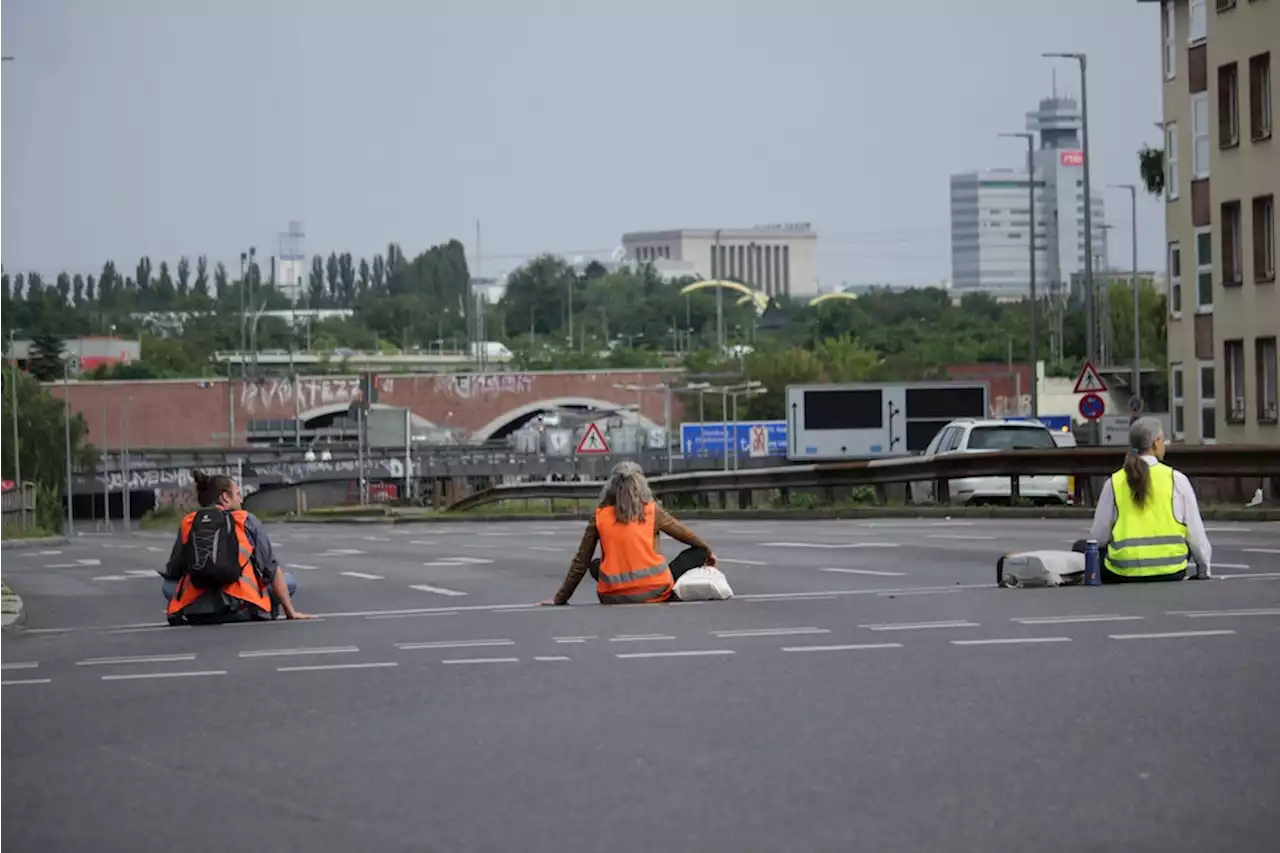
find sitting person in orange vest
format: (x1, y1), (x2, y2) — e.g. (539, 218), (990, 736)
(161, 470), (312, 625)
(542, 461), (718, 605)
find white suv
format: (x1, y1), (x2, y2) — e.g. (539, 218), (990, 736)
(909, 419), (1070, 506)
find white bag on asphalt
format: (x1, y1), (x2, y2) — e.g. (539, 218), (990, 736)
(997, 550), (1085, 588)
(672, 566), (734, 601)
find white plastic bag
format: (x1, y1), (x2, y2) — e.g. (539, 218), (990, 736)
(672, 566), (734, 601)
(997, 550), (1085, 588)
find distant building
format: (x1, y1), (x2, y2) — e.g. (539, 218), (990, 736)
(621, 224), (818, 298)
(950, 94), (1109, 300)
(6, 337), (140, 374)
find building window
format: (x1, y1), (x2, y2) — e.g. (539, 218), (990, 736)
(1199, 360), (1217, 443)
(1254, 195), (1276, 282)
(1218, 62), (1239, 147)
(1169, 241), (1182, 315)
(1225, 339), (1246, 423)
(1189, 0), (1206, 42)
(1257, 337), (1278, 423)
(1171, 362), (1185, 439)
(1221, 200), (1242, 285)
(1195, 226), (1213, 311)
(1214, 0), (1235, 12)
(1192, 93), (1211, 178)
(1166, 122), (1180, 200)
(1251, 52), (1273, 141)
(1164, 2), (1177, 80)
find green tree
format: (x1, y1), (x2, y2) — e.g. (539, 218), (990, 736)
(1138, 145), (1164, 197)
(135, 257), (152, 306)
(339, 252), (356, 305)
(85, 274), (96, 304)
(358, 258), (371, 295)
(27, 334), (66, 381)
(308, 255), (326, 307)
(72, 274), (85, 306)
(371, 255), (386, 292)
(193, 256), (209, 300)
(326, 252), (341, 305)
(176, 256), (191, 299)
(155, 261), (176, 306)
(214, 261), (229, 301)
(56, 272), (72, 304)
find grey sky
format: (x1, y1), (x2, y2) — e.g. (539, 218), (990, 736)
(2, 0), (1166, 289)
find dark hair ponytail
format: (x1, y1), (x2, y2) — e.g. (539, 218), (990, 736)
(192, 470), (235, 507)
(1122, 451), (1151, 509)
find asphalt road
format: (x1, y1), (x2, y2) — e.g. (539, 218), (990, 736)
(4, 518), (1279, 853)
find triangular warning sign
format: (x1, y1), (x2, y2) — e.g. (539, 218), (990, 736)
(575, 423), (610, 454)
(1073, 361), (1108, 394)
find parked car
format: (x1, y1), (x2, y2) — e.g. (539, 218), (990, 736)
(909, 418), (1070, 506)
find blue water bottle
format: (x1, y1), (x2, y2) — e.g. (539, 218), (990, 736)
(1084, 539), (1101, 586)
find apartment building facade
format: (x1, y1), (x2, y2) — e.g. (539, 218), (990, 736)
(1151, 0), (1277, 444)
(621, 224), (819, 299)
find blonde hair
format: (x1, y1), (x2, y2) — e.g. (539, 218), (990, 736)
(598, 461), (654, 524)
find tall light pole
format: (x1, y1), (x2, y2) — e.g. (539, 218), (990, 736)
(63, 358), (74, 535)
(714, 228), (724, 352)
(1044, 52), (1096, 368)
(1110, 183), (1141, 408)
(1000, 131), (1039, 416)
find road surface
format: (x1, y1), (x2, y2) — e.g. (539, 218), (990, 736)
(4, 518), (1279, 852)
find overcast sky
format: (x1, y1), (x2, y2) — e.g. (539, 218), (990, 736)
(2, 0), (1167, 290)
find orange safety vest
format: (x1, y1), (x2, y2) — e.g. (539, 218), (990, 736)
(166, 509), (272, 618)
(594, 502), (674, 604)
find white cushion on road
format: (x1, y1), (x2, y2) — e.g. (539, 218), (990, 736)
(673, 566), (735, 601)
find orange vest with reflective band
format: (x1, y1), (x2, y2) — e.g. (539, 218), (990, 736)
(594, 502), (674, 604)
(167, 509), (272, 617)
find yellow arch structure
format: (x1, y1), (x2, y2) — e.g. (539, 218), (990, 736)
(809, 291), (859, 307)
(680, 279), (769, 313)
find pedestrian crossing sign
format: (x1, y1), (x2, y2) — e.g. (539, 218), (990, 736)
(1073, 361), (1108, 394)
(575, 423), (611, 454)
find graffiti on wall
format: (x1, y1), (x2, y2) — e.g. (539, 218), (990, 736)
(434, 373), (534, 400)
(239, 376), (396, 415)
(97, 466), (240, 494)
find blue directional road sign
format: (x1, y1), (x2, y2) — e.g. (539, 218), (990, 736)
(1078, 393), (1106, 421)
(680, 421), (787, 459)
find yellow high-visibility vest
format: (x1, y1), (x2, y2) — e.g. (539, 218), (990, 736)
(1104, 463), (1189, 577)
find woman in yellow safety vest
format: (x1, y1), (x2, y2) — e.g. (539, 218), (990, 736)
(542, 461), (717, 605)
(1087, 416), (1212, 582)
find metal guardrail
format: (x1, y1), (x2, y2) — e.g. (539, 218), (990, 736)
(444, 446), (1280, 512)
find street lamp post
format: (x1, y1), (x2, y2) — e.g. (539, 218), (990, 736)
(1110, 183), (1141, 407)
(1043, 52), (1096, 368)
(63, 359), (74, 536)
(999, 131), (1039, 417)
(714, 229), (724, 352)
(8, 329), (21, 493)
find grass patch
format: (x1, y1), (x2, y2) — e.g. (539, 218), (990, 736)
(1, 524), (61, 540)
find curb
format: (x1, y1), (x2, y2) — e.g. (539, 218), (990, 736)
(283, 507), (1280, 524)
(1, 536), (70, 550)
(1, 582), (26, 631)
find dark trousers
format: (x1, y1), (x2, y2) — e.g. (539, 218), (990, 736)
(589, 546), (710, 595)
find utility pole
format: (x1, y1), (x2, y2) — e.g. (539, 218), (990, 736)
(1110, 184), (1141, 406)
(1000, 131), (1039, 416)
(1044, 52), (1096, 367)
(63, 358), (74, 536)
(714, 229), (724, 352)
(8, 328), (21, 492)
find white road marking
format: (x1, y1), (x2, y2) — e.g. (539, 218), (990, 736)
(1168, 608), (1280, 618)
(529, 546), (570, 553)
(340, 571), (385, 580)
(146, 546), (164, 552)
(711, 627), (830, 638)
(396, 639), (514, 650)
(867, 521), (974, 528)
(408, 540), (438, 546)
(18, 550), (62, 556)
(101, 670), (227, 681)
(926, 534), (998, 541)
(45, 558), (102, 568)
(290, 564), (320, 571)
(757, 542), (900, 549)
(1012, 614), (1144, 625)
(437, 556), (494, 564)
(861, 620), (981, 632)
(77, 653), (198, 667)
(877, 588), (963, 597)
(951, 637), (1073, 646)
(738, 584), (989, 601)
(1204, 526), (1251, 532)
(554, 636), (597, 644)
(362, 536), (391, 542)
(3, 678), (52, 686)
(318, 548), (366, 556)
(239, 646), (359, 658)
(534, 656), (571, 662)
(318, 602), (542, 618)
(1243, 548), (1280, 555)
(1213, 563), (1251, 570)
(441, 657), (519, 665)
(1109, 630), (1237, 640)
(108, 625), (188, 635)
(781, 643), (903, 653)
(277, 662), (398, 673)
(717, 557), (770, 566)
(93, 572), (155, 581)
(609, 634), (676, 642)
(365, 611), (459, 620)
(819, 567), (906, 577)
(615, 649), (735, 659)
(409, 584), (468, 596)
(1219, 572), (1280, 579)
(2, 662), (39, 670)
(745, 595), (838, 603)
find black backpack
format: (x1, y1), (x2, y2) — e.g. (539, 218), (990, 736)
(185, 508), (245, 589)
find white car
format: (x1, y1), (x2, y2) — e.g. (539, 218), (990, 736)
(909, 419), (1070, 506)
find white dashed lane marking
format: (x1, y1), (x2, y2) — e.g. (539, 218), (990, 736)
(711, 627), (830, 639)
(861, 620), (981, 632)
(781, 643), (902, 654)
(1012, 614), (1145, 625)
(442, 657), (520, 665)
(616, 649), (735, 660)
(396, 639), (514, 650)
(340, 571), (385, 580)
(1108, 630), (1237, 641)
(819, 567), (907, 577)
(1, 662), (40, 670)
(76, 654), (197, 667)
(757, 542), (901, 549)
(1167, 608), (1280, 619)
(3, 678), (52, 686)
(238, 646), (359, 659)
(278, 662), (397, 673)
(101, 670), (227, 681)
(409, 584), (468, 596)
(609, 634), (676, 642)
(951, 637), (1073, 646)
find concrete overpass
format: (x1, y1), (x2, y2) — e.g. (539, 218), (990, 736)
(50, 368), (683, 449)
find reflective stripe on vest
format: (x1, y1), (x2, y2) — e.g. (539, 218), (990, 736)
(1104, 464), (1188, 577)
(167, 509), (272, 616)
(594, 502), (674, 605)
